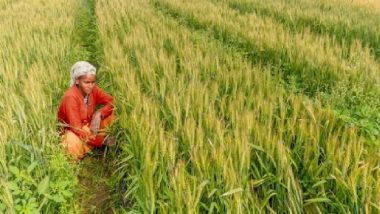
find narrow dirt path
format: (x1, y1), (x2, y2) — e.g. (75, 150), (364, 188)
(71, 0), (116, 212)
(78, 151), (114, 213)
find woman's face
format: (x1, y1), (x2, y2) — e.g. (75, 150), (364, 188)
(76, 74), (96, 95)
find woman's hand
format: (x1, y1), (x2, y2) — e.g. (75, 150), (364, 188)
(82, 125), (96, 141)
(90, 111), (102, 135)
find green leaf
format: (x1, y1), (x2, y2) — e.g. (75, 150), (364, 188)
(261, 190), (277, 209)
(7, 182), (19, 190)
(15, 205), (22, 211)
(61, 190), (73, 197)
(37, 176), (49, 195)
(0, 203), (6, 211)
(50, 195), (65, 203)
(9, 166), (20, 176)
(27, 162), (38, 173)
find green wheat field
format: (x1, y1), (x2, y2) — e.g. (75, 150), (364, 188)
(1, 0), (380, 213)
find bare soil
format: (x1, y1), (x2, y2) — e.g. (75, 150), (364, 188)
(78, 149), (114, 214)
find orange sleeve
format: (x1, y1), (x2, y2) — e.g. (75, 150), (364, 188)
(94, 86), (114, 118)
(64, 95), (91, 140)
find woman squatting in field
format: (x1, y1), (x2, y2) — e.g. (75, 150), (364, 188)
(58, 61), (115, 161)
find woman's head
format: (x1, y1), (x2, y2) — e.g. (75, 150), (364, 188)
(70, 61), (96, 95)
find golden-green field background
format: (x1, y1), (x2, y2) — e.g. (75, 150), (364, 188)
(1, 0), (380, 213)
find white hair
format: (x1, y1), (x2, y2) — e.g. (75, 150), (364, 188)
(70, 61), (96, 86)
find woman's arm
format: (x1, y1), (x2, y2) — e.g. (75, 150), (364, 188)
(93, 86), (114, 118)
(64, 95), (92, 140)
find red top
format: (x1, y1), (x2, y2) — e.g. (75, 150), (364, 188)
(58, 85), (114, 140)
